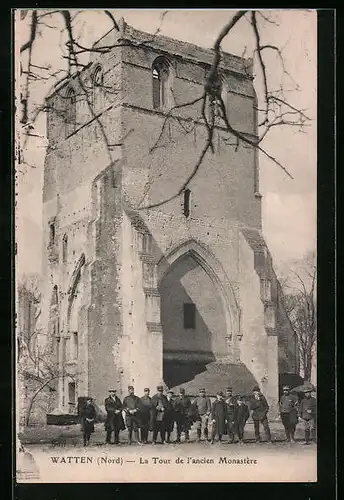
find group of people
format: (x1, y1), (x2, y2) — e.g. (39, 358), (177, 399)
(80, 384), (316, 447)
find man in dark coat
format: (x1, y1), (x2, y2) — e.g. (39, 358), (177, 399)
(151, 385), (169, 444)
(174, 388), (192, 443)
(225, 387), (238, 443)
(104, 389), (125, 444)
(193, 388), (212, 442)
(279, 385), (298, 442)
(210, 391), (228, 444)
(164, 390), (176, 444)
(122, 386), (142, 445)
(139, 388), (152, 444)
(298, 389), (317, 444)
(234, 395), (250, 443)
(80, 397), (96, 447)
(250, 386), (272, 443)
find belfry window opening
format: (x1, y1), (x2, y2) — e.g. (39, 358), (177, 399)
(152, 59), (171, 110)
(183, 188), (191, 218)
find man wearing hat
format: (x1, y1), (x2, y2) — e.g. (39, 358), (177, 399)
(298, 389), (317, 444)
(151, 385), (169, 444)
(139, 388), (152, 444)
(279, 385), (298, 442)
(105, 389), (125, 445)
(174, 388), (192, 443)
(234, 395), (250, 444)
(210, 391), (228, 444)
(225, 387), (238, 443)
(193, 388), (212, 442)
(250, 386), (272, 443)
(80, 397), (96, 447)
(165, 390), (176, 443)
(122, 386), (142, 445)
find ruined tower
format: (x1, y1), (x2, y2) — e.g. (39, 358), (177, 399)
(41, 19), (298, 415)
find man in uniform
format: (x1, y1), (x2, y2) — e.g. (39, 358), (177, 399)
(174, 388), (192, 443)
(139, 388), (152, 444)
(104, 389), (125, 445)
(224, 387), (237, 443)
(279, 385), (298, 442)
(151, 385), (169, 444)
(193, 388), (212, 442)
(122, 386), (142, 445)
(298, 389), (317, 444)
(250, 386), (272, 443)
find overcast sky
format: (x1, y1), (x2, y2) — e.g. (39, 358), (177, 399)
(16, 9), (317, 278)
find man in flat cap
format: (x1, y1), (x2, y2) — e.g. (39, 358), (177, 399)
(165, 390), (176, 443)
(210, 391), (228, 444)
(250, 386), (272, 443)
(234, 395), (249, 444)
(225, 387), (238, 443)
(139, 388), (152, 444)
(151, 385), (169, 444)
(298, 389), (317, 444)
(193, 388), (212, 442)
(80, 397), (96, 447)
(122, 386), (142, 445)
(174, 388), (192, 443)
(105, 389), (125, 445)
(279, 385), (298, 442)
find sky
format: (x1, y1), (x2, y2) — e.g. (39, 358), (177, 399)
(15, 9), (317, 278)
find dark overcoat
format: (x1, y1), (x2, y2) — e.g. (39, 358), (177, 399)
(211, 399), (228, 435)
(174, 396), (193, 430)
(225, 396), (238, 421)
(104, 396), (125, 432)
(150, 393), (169, 428)
(279, 393), (299, 424)
(234, 403), (250, 430)
(250, 394), (269, 421)
(80, 404), (96, 434)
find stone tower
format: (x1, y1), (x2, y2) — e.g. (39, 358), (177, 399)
(40, 19), (298, 415)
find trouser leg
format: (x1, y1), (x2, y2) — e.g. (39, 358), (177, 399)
(176, 421), (182, 442)
(106, 430), (112, 443)
(281, 414), (290, 440)
(128, 425), (133, 443)
(261, 416), (271, 441)
(254, 420), (260, 441)
(160, 424), (166, 443)
(290, 424), (296, 441)
(83, 432), (87, 446)
(114, 429), (120, 444)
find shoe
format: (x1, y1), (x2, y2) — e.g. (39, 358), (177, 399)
(303, 441), (311, 445)
(197, 438), (201, 443)
(137, 441), (143, 446)
(210, 440), (214, 444)
(161, 441), (165, 445)
(152, 441), (156, 445)
(175, 439), (181, 444)
(127, 441), (132, 445)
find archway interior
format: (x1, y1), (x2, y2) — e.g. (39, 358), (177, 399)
(159, 252), (227, 388)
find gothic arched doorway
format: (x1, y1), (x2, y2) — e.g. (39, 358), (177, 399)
(159, 250), (229, 388)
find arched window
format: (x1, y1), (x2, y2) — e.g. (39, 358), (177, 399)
(62, 234), (68, 264)
(65, 87), (76, 135)
(92, 65), (104, 113)
(152, 58), (171, 110)
(182, 189), (191, 218)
